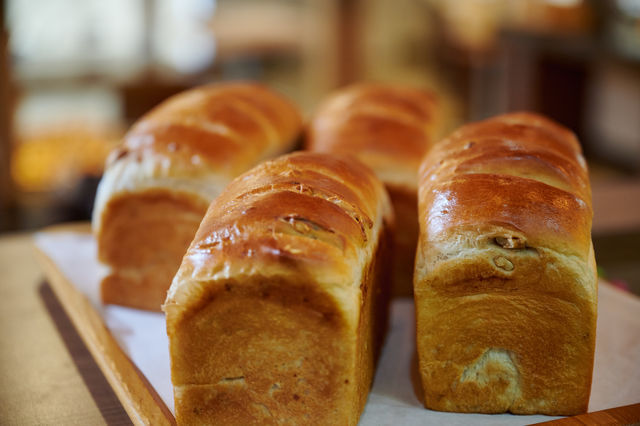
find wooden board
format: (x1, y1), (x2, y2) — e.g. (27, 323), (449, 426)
(535, 403), (640, 425)
(33, 222), (639, 426)
(33, 223), (175, 426)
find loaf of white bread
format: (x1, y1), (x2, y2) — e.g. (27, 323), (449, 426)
(92, 82), (301, 311)
(415, 112), (597, 415)
(306, 83), (445, 296)
(164, 152), (393, 425)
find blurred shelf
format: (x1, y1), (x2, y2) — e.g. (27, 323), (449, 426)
(592, 178), (640, 235)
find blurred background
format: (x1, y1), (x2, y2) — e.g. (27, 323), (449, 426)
(0, 0), (639, 292)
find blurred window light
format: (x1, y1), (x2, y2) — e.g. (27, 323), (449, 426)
(15, 87), (122, 132)
(7, 0), (145, 72)
(543, 0), (582, 7)
(153, 0), (216, 73)
(617, 0), (640, 18)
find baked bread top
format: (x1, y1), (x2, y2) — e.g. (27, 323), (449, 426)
(93, 82), (301, 230)
(417, 112), (593, 275)
(306, 83), (443, 191)
(164, 151), (393, 328)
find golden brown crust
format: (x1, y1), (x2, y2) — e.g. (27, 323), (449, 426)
(97, 190), (209, 311)
(93, 82), (302, 311)
(385, 185), (419, 297)
(164, 152), (393, 424)
(418, 112), (592, 261)
(415, 112), (597, 415)
(306, 83), (443, 296)
(306, 83), (443, 190)
(122, 82), (302, 177)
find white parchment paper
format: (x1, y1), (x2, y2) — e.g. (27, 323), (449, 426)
(34, 231), (640, 425)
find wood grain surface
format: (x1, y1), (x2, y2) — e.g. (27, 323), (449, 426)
(33, 223), (175, 426)
(39, 281), (133, 426)
(0, 229), (118, 425)
(535, 403), (640, 425)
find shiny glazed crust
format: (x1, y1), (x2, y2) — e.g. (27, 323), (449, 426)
(306, 83), (444, 296)
(415, 112), (597, 415)
(93, 82), (302, 311)
(164, 152), (393, 425)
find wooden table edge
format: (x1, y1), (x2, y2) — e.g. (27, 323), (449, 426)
(32, 227), (176, 426)
(533, 402), (640, 425)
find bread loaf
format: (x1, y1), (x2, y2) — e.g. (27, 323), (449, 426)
(92, 82), (301, 311)
(164, 152), (393, 425)
(414, 112), (597, 415)
(306, 83), (444, 296)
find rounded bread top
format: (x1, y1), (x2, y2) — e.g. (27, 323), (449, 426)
(418, 112), (592, 260)
(307, 83), (443, 191)
(110, 82), (302, 179)
(165, 151), (393, 315)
